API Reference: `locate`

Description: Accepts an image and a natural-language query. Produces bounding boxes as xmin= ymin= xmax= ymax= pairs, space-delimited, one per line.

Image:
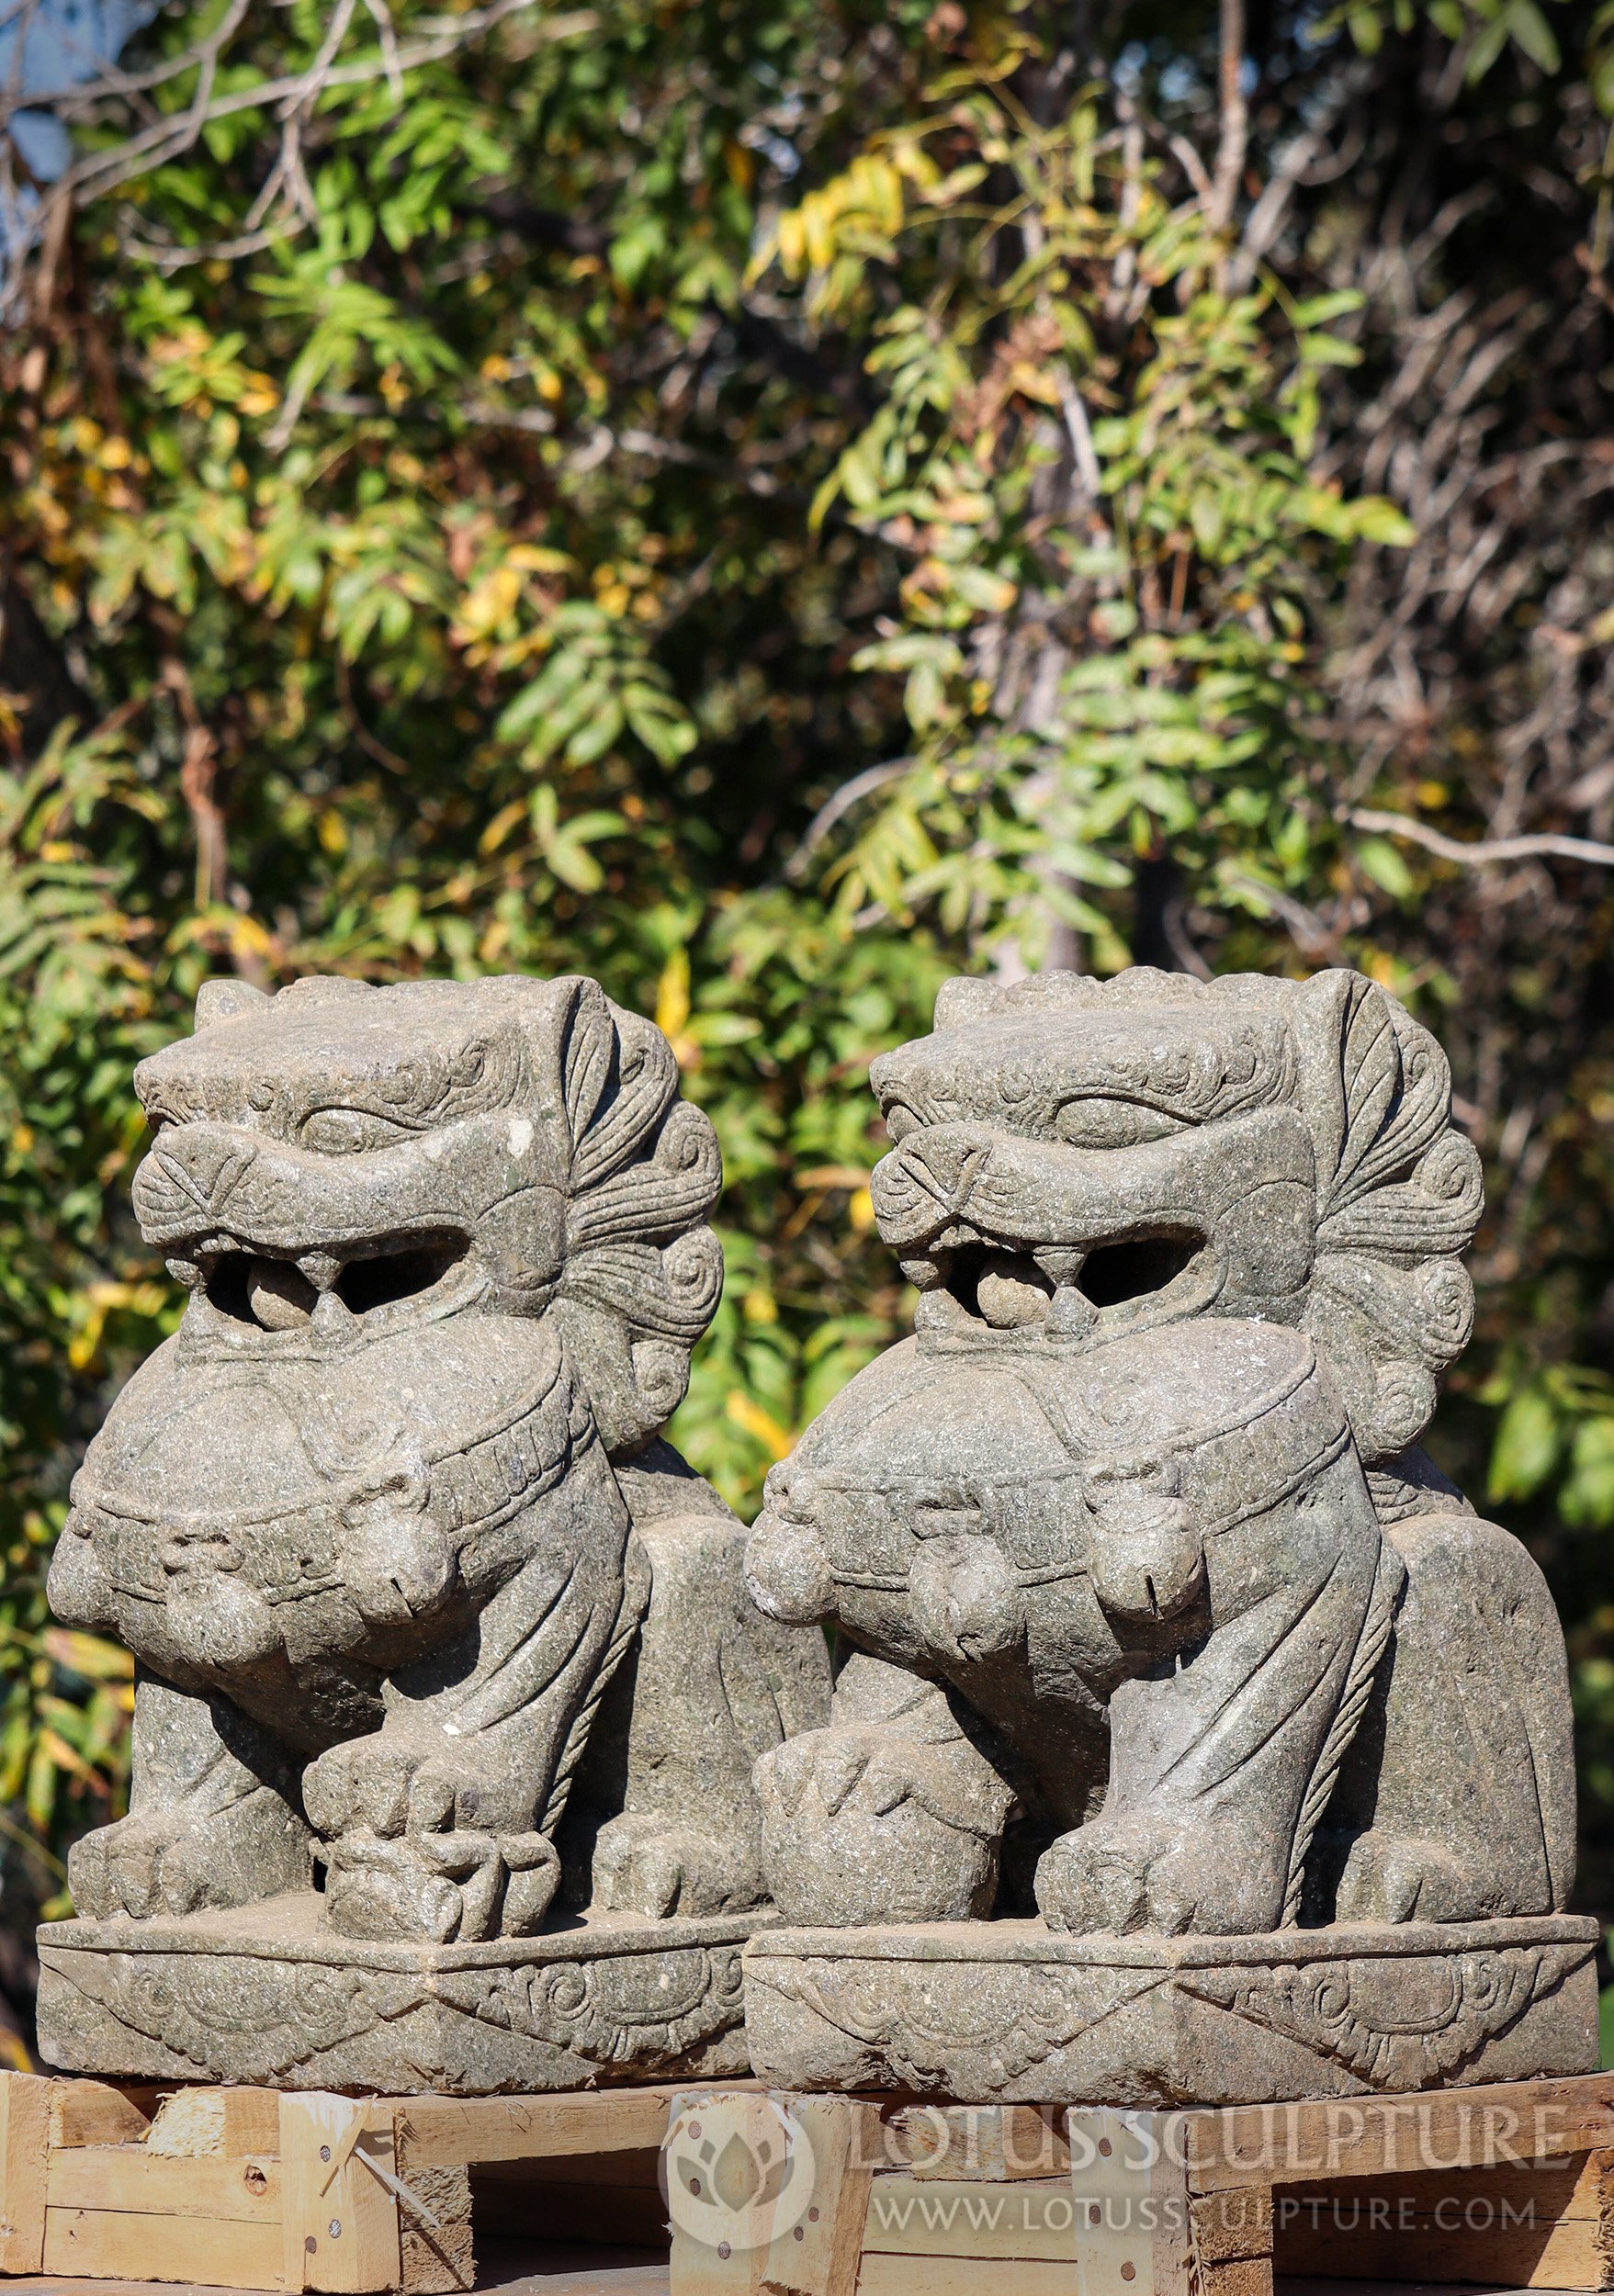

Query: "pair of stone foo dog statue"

xmin=36 ymin=962 xmax=1597 ymax=2103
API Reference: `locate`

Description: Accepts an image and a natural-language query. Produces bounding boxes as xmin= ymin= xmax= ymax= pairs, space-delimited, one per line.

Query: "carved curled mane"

xmin=1279 ymin=970 xmax=1483 ymax=1461
xmin=525 ymin=977 xmax=723 ymax=1455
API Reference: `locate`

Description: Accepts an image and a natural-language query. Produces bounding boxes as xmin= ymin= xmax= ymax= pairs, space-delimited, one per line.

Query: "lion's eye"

xmin=300 ymin=1108 xmax=413 ymax=1154
xmin=1054 ymin=1097 xmax=1190 ymax=1149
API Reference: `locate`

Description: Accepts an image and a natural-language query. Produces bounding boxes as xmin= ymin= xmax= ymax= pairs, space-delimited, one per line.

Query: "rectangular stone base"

xmin=742 ymin=1914 xmax=1601 ymax=2104
xmin=37 ymin=1890 xmax=756 ymax=2093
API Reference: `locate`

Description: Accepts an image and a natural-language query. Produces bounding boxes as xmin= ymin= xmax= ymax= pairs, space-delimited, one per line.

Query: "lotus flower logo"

xmin=662 ymin=2097 xmax=817 ymax=2254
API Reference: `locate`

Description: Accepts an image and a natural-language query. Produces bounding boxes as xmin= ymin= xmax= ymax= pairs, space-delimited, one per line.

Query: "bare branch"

xmin=1345 ymin=807 xmax=1614 ymax=870
xmin=1209 ymin=0 xmax=1247 ymax=238
xmin=784 ymin=759 xmax=917 ymax=881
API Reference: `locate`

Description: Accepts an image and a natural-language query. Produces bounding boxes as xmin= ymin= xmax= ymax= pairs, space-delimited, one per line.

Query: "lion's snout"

xmin=132 ymin=1125 xmax=260 ymax=1244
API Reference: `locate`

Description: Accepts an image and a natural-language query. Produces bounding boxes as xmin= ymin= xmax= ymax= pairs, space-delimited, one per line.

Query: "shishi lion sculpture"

xmin=745 ymin=966 xmax=1574 ymax=1941
xmin=51 ymin=972 xmax=829 ymax=1946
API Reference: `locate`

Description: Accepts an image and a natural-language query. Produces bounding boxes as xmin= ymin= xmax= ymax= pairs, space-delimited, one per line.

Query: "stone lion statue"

xmin=51 ymin=973 xmax=829 ymax=1943
xmin=744 ymin=966 xmax=1574 ymax=1939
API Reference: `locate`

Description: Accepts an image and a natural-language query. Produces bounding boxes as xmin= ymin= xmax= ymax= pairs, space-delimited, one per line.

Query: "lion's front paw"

xmin=1035 ymin=1808 xmax=1281 ymax=1936
xmin=304 ymin=1736 xmax=559 ymax=1942
xmin=69 ymin=1791 xmax=311 ymax=1921
xmin=591 ymin=1812 xmax=762 ymax=1919
xmin=304 ymin=1735 xmax=460 ymax=1841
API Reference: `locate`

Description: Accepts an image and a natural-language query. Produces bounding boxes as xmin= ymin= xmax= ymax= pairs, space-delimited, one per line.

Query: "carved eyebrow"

xmin=297 ymin=1103 xmax=422 ymax=1144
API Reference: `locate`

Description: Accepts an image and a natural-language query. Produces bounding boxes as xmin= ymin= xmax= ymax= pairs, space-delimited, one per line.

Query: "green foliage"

xmin=740 ymin=74 xmax=1421 ymax=969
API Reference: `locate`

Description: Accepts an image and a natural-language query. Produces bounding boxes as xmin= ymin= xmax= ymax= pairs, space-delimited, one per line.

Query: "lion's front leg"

xmin=70 ymin=1669 xmax=311 ymax=1920
xmin=1037 ymin=1464 xmax=1391 ymax=1937
xmin=305 ymin=1453 xmax=638 ymax=1943
xmin=579 ymin=1458 xmax=833 ymax=1920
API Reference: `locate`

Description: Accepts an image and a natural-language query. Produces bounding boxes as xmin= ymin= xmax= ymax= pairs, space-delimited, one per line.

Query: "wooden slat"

xmin=1190 ymin=2186 xmax=1274 ymax=2266
xmin=863 ymin=2172 xmax=1077 ymax=2260
xmin=663 ymin=2092 xmax=875 ymax=2296
xmin=513 ymin=2149 xmax=663 ymax=2189
xmin=1068 ymin=2105 xmax=1197 ymax=2296
xmin=399 ymin=2089 xmax=683 ymax=2171
xmin=1184 ymin=2074 xmax=1614 ymax=2190
xmin=1274 ymin=2208 xmax=1604 ymax=2288
xmin=47 ymin=2088 xmax=157 ymax=2153
xmin=1202 ymin=2263 xmax=1274 ymax=2296
xmin=856 ymin=2257 xmax=1079 ymax=2296
xmin=40 ymin=2205 xmax=284 ymax=2290
xmin=46 ymin=2146 xmax=280 ymax=2223
xmin=0 ymin=2074 xmax=52 ymax=2274
xmin=1274 ymin=2152 xmax=1600 ymax=2225
xmin=398 ymin=2165 xmax=472 ymax=2296
xmin=883 ymin=2105 xmax=1069 ymax=2182
xmin=279 ymin=2094 xmax=400 ymax=2296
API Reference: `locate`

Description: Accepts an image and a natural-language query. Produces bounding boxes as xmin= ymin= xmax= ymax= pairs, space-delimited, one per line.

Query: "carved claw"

xmin=590 ymin=1811 xmax=764 ymax=1919
xmin=1035 ymin=1807 xmax=1279 ymax=1937
xmin=69 ymin=1792 xmax=311 ymax=1921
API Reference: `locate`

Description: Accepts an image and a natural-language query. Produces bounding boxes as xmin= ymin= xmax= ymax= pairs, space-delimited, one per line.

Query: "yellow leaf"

xmin=507 ymin=545 xmax=573 ymax=575
xmin=39 ymin=1729 xmax=104 ymax=1792
xmin=457 ymin=563 xmax=523 ymax=642
xmin=479 ymin=798 xmax=527 ymax=857
xmin=656 ymin=947 xmax=691 ymax=1043
xmin=775 ymin=210 xmax=805 ymax=274
xmin=726 ymin=1391 xmax=796 ymax=1461
xmin=742 ymin=1287 xmax=778 ymax=1325
xmin=850 ymin=1187 xmax=875 ymax=1233
xmin=42 ymin=1629 xmax=133 ymax=1683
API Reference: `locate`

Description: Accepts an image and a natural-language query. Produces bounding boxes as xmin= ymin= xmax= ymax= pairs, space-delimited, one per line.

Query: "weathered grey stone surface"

xmin=40 ymin=973 xmax=830 ymax=2088
xmin=743 ymin=1915 xmax=1600 ymax=2103
xmin=741 ymin=966 xmax=1588 ymax=2099
xmin=39 ymin=1892 xmax=755 ymax=2092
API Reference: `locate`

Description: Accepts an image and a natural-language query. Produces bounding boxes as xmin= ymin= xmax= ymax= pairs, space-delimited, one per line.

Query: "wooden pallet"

xmin=0 ymin=2072 xmax=698 ymax=2295
xmin=664 ymin=2074 xmax=1614 ymax=2296
xmin=2 ymin=2069 xmax=1611 ymax=2296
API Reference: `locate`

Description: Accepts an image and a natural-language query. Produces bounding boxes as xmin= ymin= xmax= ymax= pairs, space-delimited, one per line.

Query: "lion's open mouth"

xmin=919 ymin=1230 xmax=1209 ymax=1337
xmin=197 ymin=1232 xmax=470 ymax=1334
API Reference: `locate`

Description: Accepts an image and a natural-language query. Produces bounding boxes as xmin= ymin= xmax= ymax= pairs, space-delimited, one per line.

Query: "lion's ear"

xmin=931 ymin=971 xmax=1100 ymax=1032
xmin=194 ymin=978 xmax=270 ymax=1030
xmin=932 ymin=977 xmax=1011 ymax=1031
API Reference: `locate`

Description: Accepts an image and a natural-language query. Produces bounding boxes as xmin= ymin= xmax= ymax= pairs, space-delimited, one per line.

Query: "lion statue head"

xmin=863 ymin=963 xmax=1482 ymax=1465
